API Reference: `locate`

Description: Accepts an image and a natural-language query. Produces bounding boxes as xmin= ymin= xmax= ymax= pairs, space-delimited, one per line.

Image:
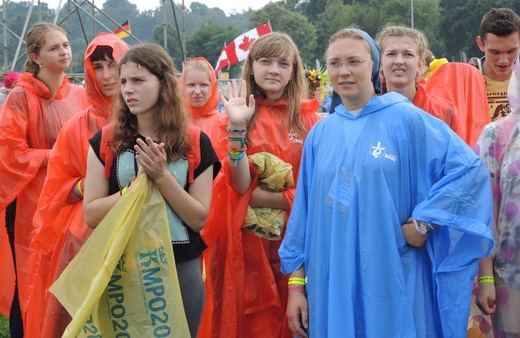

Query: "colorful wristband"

xmin=228 ymin=136 xmax=246 ymax=148
xmin=76 ymin=179 xmax=84 ymax=197
xmin=288 ymin=277 xmax=306 ymax=285
xmin=478 ymin=276 xmax=495 ymax=284
xmin=228 ymin=149 xmax=246 ymax=167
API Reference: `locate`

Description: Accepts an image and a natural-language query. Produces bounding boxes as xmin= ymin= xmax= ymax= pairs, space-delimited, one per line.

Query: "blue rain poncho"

xmin=279 ymin=92 xmax=494 ymax=337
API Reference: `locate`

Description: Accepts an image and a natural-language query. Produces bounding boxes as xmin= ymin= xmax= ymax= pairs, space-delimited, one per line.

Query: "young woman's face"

xmin=31 ymin=30 xmax=72 ymax=73
xmin=326 ymin=37 xmax=374 ymax=110
xmin=380 ymin=36 xmax=422 ymax=91
xmin=120 ymin=61 xmax=161 ymax=117
xmin=252 ymin=56 xmax=293 ymax=101
xmin=93 ymin=58 xmax=119 ymax=98
xmin=183 ymin=69 xmax=211 ymax=108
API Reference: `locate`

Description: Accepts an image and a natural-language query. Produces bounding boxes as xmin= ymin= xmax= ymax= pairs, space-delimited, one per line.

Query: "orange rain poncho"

xmin=414 ymin=79 xmax=458 ymax=130
xmin=30 ymin=33 xmax=128 ymax=337
xmin=424 ymin=62 xmax=489 ymax=148
xmin=201 ymin=98 xmax=321 ymax=338
xmin=179 ymin=57 xmax=220 ymax=141
xmin=0 ymin=71 xmax=88 ymax=336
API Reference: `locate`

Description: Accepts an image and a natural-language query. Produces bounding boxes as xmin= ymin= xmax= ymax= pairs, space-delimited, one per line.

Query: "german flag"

xmin=113 ymin=20 xmax=130 ymax=39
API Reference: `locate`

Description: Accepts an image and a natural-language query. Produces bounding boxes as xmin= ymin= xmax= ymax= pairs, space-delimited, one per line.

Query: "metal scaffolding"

xmin=0 ymin=0 xmax=185 ymax=73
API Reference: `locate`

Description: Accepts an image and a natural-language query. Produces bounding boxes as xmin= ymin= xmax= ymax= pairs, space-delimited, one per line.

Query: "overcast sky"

xmin=11 ymin=0 xmax=273 ymax=15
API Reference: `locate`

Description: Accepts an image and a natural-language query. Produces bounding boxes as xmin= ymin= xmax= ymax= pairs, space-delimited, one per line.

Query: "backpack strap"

xmin=187 ymin=125 xmax=202 ymax=184
xmin=100 ymin=124 xmax=201 ymax=183
xmin=469 ymin=56 xmax=484 ymax=74
xmin=100 ymin=124 xmax=115 ymax=179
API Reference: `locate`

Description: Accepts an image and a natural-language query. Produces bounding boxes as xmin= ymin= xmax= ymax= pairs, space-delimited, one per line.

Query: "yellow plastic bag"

xmin=50 ymin=175 xmax=190 ymax=337
xmin=242 ymin=152 xmax=294 ymax=240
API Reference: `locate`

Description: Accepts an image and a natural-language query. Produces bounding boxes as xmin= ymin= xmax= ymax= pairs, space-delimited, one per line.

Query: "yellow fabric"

xmin=242 ymin=152 xmax=294 ymax=240
xmin=50 ymin=175 xmax=190 ymax=337
xmin=483 ymin=75 xmax=511 ymax=121
xmin=423 ymin=58 xmax=448 ymax=79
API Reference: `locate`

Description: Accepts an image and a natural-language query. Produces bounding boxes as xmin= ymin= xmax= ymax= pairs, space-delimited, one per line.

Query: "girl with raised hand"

xmin=204 ymin=32 xmax=321 ymax=338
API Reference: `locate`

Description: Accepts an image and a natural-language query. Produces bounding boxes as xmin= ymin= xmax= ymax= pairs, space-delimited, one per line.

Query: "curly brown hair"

xmin=112 ymin=43 xmax=191 ymax=162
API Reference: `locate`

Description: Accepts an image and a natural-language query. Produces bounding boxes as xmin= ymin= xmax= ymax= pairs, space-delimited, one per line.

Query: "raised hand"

xmin=219 ymin=79 xmax=255 ymax=128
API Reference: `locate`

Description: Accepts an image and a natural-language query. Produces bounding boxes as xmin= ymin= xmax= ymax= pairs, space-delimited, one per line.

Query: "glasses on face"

xmin=326 ymin=58 xmax=371 ymax=71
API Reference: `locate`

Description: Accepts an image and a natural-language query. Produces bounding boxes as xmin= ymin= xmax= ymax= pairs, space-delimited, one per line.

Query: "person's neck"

xmin=342 ymin=92 xmax=376 ymax=111
xmin=136 ymin=112 xmax=158 ymax=139
xmin=36 ymin=69 xmax=64 ymax=97
xmin=387 ymin=84 xmax=416 ymax=102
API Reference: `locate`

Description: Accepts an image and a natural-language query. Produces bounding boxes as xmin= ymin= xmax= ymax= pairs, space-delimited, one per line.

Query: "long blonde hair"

xmin=241 ymin=32 xmax=308 ymax=140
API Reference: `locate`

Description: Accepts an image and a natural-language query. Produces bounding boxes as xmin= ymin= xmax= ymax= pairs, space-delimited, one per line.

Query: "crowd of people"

xmin=0 ymin=6 xmax=518 ymax=338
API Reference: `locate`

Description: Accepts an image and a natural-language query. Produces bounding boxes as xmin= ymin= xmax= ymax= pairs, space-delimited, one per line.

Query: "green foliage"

xmin=439 ymin=0 xmax=520 ymax=60
xmin=150 ymin=24 xmax=184 ymax=70
xmin=250 ymin=3 xmax=317 ymax=65
xmin=1 ymin=0 xmax=517 ymax=78
xmin=186 ymin=22 xmax=242 ymax=77
xmin=0 ymin=313 xmax=8 ymax=338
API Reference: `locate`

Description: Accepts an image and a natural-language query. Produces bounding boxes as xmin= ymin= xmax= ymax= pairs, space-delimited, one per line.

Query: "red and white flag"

xmin=215 ymin=44 xmax=229 ymax=73
xmin=215 ymin=22 xmax=272 ymax=73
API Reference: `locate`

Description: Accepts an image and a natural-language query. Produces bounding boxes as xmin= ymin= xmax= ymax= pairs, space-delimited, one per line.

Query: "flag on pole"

xmin=215 ymin=44 xmax=229 ymax=74
xmin=113 ymin=20 xmax=131 ymax=39
xmin=215 ymin=22 xmax=272 ymax=73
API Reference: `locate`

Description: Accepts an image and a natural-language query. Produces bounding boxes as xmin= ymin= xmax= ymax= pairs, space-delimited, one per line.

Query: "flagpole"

xmin=163 ymin=0 xmax=167 ymax=50
xmin=182 ymin=0 xmax=186 ymax=62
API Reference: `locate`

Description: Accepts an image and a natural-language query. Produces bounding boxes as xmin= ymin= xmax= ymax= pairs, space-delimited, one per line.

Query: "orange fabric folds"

xmin=0 ymin=212 xmax=15 ymax=317
xmin=0 ymin=72 xmax=87 ymax=337
xmin=31 ymin=33 xmax=128 ymax=337
xmin=50 ymin=175 xmax=190 ymax=337
xmin=200 ymin=98 xmax=321 ymax=338
xmin=424 ymin=62 xmax=489 ymax=147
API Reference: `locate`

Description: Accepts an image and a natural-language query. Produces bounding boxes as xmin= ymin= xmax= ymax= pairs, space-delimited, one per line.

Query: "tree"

xmin=186 ymin=22 xmax=242 ymax=77
xmin=439 ymin=0 xmax=520 ymax=60
xmin=313 ymin=0 xmax=379 ymax=60
xmin=249 ymin=3 xmax=317 ymax=65
xmin=150 ymin=23 xmax=184 ymax=70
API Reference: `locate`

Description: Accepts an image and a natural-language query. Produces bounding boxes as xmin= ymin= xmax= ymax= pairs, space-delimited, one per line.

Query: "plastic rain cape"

xmin=279 ymin=92 xmax=494 ymax=337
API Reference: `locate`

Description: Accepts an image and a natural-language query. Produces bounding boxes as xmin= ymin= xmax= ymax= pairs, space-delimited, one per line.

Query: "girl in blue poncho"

xmin=279 ymin=27 xmax=494 ymax=338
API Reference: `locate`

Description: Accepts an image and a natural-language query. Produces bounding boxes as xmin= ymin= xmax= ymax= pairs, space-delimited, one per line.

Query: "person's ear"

xmin=476 ymin=36 xmax=485 ymax=52
xmin=30 ymin=53 xmax=41 ymax=67
xmin=418 ymin=58 xmax=426 ymax=69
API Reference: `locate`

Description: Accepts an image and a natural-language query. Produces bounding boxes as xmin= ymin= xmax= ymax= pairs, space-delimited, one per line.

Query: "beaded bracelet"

xmin=288 ymin=284 xmax=306 ymax=294
xmin=478 ymin=276 xmax=495 ymax=284
xmin=288 ymin=277 xmax=306 ymax=285
xmin=226 ymin=126 xmax=246 ymax=134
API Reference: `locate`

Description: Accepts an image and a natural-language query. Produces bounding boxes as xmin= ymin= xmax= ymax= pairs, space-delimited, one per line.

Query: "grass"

xmin=0 ymin=314 xmax=9 ymax=338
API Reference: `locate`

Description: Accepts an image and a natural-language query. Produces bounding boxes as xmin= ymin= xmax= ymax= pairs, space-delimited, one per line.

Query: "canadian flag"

xmin=215 ymin=44 xmax=229 ymax=73
xmin=215 ymin=22 xmax=272 ymax=73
